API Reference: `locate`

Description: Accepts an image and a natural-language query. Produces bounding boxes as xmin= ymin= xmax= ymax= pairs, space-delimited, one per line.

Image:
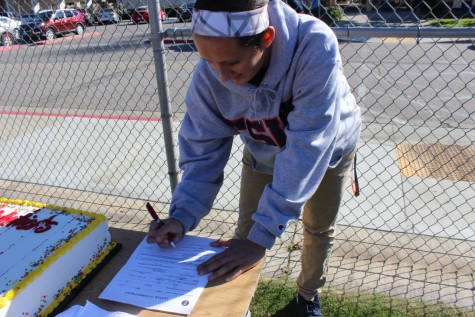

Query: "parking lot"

xmin=1 ymin=16 xmax=186 ymax=48
xmin=0 ymin=17 xmax=198 ymax=120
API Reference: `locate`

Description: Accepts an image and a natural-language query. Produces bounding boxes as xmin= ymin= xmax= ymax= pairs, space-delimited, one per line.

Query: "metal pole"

xmin=331 ymin=26 xmax=475 ymax=39
xmin=148 ymin=0 xmax=179 ymax=194
xmin=164 ymin=27 xmax=475 ymax=40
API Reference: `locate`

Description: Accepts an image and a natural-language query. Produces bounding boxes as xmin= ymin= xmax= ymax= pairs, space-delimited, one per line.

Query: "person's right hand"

xmin=146 ymin=218 xmax=184 ymax=248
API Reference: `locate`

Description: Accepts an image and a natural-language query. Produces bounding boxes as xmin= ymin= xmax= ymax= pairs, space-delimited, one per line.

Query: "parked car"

xmin=77 ymin=8 xmax=96 ymax=26
xmin=0 ymin=16 xmax=20 ymax=39
xmin=131 ymin=6 xmax=148 ymax=23
xmin=21 ymin=13 xmax=37 ymax=25
xmin=0 ymin=25 xmax=15 ymax=46
xmin=19 ymin=9 xmax=86 ymax=42
xmin=123 ymin=8 xmax=135 ymax=20
xmin=176 ymin=1 xmax=195 ymax=22
xmin=0 ymin=11 xmax=19 ymax=19
xmin=97 ymin=8 xmax=121 ymax=24
xmin=131 ymin=6 xmax=165 ymax=24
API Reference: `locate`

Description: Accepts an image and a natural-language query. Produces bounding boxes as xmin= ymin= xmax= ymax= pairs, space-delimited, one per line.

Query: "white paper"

xmin=56 ymin=301 xmax=136 ymax=317
xmin=99 ymin=235 xmax=223 ymax=315
xmin=56 ymin=305 xmax=83 ymax=317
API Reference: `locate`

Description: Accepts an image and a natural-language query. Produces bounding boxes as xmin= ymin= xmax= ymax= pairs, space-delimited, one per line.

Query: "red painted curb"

xmin=0 ymin=45 xmax=21 ymax=51
xmin=0 ymin=110 xmax=172 ymax=122
xmin=35 ymin=31 xmax=103 ymax=46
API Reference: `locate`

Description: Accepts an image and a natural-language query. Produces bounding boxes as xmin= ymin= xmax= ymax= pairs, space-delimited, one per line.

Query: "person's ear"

xmin=261 ymin=26 xmax=275 ymax=48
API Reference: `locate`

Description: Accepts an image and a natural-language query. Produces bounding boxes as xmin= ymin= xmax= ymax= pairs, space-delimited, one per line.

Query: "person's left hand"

xmin=197 ymin=238 xmax=266 ymax=282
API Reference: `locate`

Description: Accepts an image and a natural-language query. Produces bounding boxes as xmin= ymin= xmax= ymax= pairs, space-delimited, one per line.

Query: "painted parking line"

xmin=35 ymin=31 xmax=103 ymax=46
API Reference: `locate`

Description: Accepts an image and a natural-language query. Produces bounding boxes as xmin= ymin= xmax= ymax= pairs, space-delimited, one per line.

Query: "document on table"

xmin=57 ymin=301 xmax=136 ymax=317
xmin=99 ymin=235 xmax=224 ymax=315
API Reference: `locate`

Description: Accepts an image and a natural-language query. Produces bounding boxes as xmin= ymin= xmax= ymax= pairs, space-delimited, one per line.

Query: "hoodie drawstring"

xmin=249 ymin=85 xmax=278 ymax=118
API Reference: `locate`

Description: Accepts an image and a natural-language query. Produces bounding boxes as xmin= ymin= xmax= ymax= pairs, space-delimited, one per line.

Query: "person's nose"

xmin=216 ymin=64 xmax=230 ymax=81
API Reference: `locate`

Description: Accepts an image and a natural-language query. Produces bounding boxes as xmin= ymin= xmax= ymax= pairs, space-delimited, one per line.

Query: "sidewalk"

xmin=0 ymin=114 xmax=473 ymax=311
xmin=340 ymin=5 xmax=429 ymax=27
xmin=333 ymin=6 xmax=433 ymax=43
xmin=332 ymin=2 xmax=433 ymax=26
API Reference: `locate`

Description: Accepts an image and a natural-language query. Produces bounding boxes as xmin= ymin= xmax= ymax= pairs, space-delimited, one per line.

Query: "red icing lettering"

xmin=6 ymin=209 xmax=59 ymax=233
xmin=0 ymin=209 xmax=19 ymax=226
xmin=34 ymin=216 xmax=59 ymax=233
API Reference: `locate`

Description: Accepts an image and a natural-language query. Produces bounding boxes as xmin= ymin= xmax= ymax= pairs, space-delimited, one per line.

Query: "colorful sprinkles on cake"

xmin=0 ymin=198 xmax=112 ymax=317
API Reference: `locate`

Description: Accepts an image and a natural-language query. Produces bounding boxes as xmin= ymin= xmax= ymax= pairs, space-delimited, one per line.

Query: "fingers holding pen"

xmin=146 ymin=220 xmax=159 ymax=243
xmin=145 ymin=202 xmax=183 ymax=248
xmin=156 ymin=218 xmax=184 ymax=248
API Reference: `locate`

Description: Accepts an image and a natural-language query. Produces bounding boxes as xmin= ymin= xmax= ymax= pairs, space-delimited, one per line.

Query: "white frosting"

xmin=0 ymin=204 xmax=111 ymax=317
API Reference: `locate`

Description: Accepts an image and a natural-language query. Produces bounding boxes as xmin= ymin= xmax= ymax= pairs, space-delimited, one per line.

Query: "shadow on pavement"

xmin=166 ymin=43 xmax=197 ymax=52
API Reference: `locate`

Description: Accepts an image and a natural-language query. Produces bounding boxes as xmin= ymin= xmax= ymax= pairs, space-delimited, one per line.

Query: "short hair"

xmin=238 ymin=31 xmax=265 ymax=47
xmin=194 ymin=0 xmax=268 ymax=12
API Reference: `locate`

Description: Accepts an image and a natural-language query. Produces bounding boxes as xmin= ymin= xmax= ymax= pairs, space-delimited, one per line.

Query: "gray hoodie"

xmin=169 ymin=0 xmax=361 ymax=249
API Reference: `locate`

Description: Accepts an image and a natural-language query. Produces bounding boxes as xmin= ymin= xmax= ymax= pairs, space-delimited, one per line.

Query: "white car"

xmin=0 ymin=25 xmax=15 ymax=46
xmin=97 ymin=8 xmax=120 ymax=24
xmin=0 ymin=16 xmax=20 ymax=39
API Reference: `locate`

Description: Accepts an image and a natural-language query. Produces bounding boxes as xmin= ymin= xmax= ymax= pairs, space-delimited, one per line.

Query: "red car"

xmin=19 ymin=9 xmax=86 ymax=41
xmin=131 ymin=6 xmax=165 ymax=24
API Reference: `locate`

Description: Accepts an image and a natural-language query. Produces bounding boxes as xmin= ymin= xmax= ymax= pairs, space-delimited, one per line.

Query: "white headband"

xmin=191 ymin=5 xmax=269 ymax=37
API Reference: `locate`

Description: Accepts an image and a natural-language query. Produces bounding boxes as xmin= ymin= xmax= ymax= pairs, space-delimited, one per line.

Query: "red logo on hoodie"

xmin=225 ymin=98 xmax=293 ymax=147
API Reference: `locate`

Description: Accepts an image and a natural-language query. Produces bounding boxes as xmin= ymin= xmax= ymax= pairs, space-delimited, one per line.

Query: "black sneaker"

xmin=296 ymin=293 xmax=322 ymax=317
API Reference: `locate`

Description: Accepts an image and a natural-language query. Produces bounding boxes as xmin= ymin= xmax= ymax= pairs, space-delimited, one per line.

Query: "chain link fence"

xmin=0 ymin=0 xmax=474 ymax=315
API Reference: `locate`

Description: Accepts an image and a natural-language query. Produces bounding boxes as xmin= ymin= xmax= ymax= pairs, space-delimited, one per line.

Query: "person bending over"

xmin=148 ymin=0 xmax=361 ymax=315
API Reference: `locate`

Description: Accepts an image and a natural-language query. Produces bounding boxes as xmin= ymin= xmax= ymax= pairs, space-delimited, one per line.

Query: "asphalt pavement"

xmin=0 ymin=11 xmax=473 ymax=312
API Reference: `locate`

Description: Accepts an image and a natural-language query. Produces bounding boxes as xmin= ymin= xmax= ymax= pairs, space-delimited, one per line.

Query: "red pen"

xmin=146 ymin=202 xmax=176 ymax=248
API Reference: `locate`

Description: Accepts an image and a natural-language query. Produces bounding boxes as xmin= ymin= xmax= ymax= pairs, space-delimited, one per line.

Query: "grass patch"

xmin=427 ymin=18 xmax=475 ymax=27
xmin=250 ymin=277 xmax=474 ymax=317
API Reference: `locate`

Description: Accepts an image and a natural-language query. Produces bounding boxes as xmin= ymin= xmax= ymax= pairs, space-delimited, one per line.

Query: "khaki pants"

xmin=236 ymin=146 xmax=355 ymax=301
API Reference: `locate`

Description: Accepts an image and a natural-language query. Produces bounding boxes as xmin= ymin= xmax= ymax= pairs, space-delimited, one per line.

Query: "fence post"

xmin=148 ymin=0 xmax=179 ymax=194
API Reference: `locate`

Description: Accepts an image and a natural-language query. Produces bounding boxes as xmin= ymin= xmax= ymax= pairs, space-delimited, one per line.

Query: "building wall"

xmin=0 ymin=0 xmax=31 ymax=14
xmin=1 ymin=0 xmax=53 ymax=13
